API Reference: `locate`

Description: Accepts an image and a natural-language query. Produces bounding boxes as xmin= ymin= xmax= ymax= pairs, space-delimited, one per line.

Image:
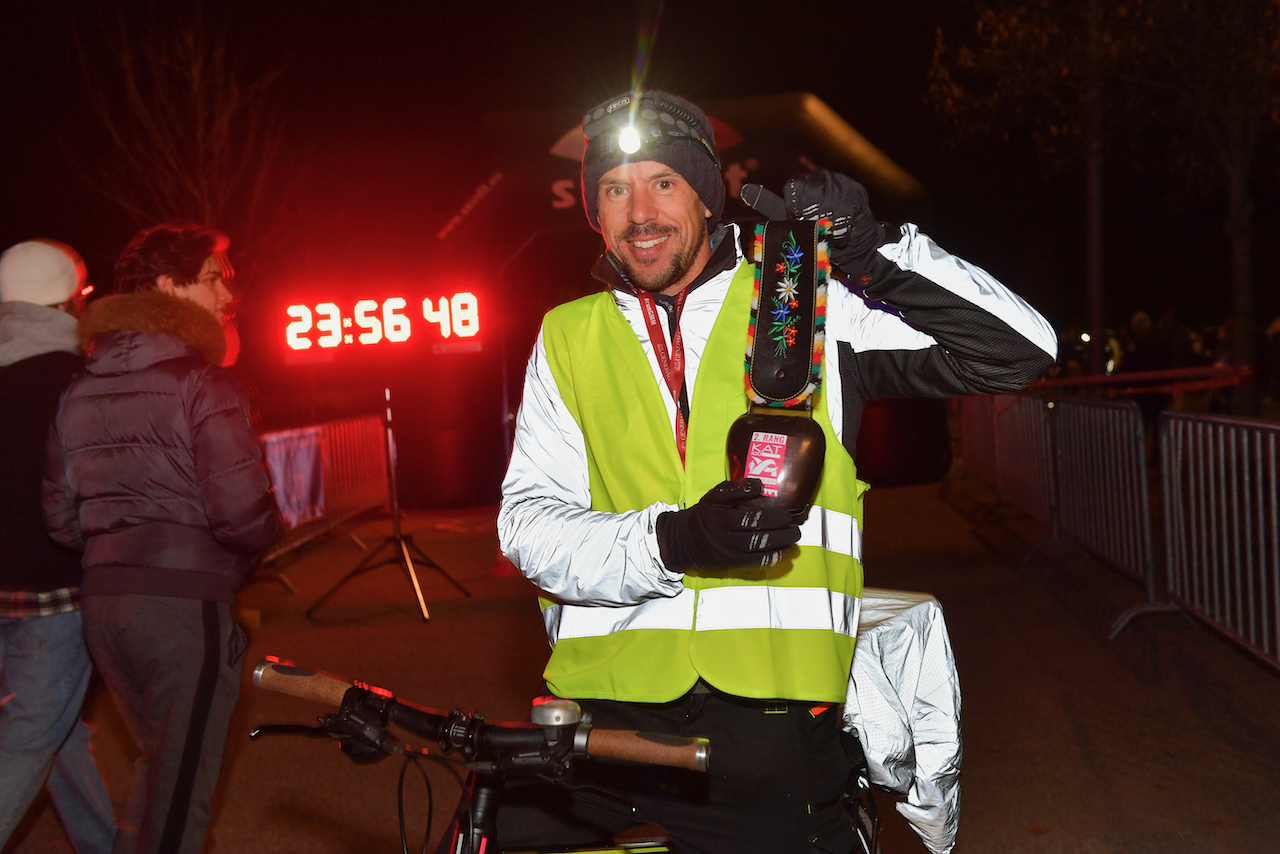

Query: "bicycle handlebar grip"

xmin=253 ymin=659 xmax=352 ymax=707
xmin=585 ymin=729 xmax=710 ymax=773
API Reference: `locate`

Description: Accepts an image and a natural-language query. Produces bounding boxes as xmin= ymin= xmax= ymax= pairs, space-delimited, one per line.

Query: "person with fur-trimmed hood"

xmin=0 ymin=239 xmax=115 ymax=854
xmin=43 ymin=223 xmax=280 ymax=854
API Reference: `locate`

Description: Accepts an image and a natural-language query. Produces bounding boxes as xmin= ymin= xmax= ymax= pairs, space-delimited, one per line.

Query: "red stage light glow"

xmin=284 ymin=292 xmax=479 ymax=351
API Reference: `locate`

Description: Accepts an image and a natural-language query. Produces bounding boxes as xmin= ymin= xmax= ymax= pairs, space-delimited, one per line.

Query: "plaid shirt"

xmin=0 ymin=587 xmax=81 ymax=618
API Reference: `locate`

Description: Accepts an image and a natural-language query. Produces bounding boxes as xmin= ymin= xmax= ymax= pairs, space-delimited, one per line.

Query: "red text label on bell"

xmin=746 ymin=432 xmax=789 ymax=496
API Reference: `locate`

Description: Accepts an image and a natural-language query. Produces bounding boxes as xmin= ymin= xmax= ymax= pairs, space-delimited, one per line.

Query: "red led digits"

xmin=353 ymin=300 xmax=381 ymax=344
xmin=284 ymin=294 xmax=479 ymax=351
xmin=316 ymin=303 xmax=342 ymax=347
xmin=420 ymin=292 xmax=479 ymax=339
xmin=285 ymin=305 xmax=312 ymax=349
xmin=451 ymin=292 xmax=479 ymax=337
xmin=422 ymin=296 xmax=449 ymax=337
xmin=384 ymin=298 xmax=411 ymax=342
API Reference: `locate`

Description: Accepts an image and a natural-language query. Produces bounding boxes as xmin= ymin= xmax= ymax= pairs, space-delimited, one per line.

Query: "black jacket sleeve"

xmin=829 ymin=225 xmax=1057 ymax=454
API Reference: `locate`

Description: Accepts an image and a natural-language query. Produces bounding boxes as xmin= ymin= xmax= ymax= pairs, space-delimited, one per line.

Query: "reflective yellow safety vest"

xmin=539 ymin=262 xmax=866 ymax=703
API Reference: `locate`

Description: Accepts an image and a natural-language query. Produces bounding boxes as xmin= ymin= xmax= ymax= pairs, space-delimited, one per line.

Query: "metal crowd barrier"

xmin=1053 ymin=399 xmax=1176 ymax=635
xmin=959 ymin=394 xmax=1055 ymax=528
xmin=959 ymin=394 xmax=999 ymax=489
xmin=259 ymin=415 xmax=389 ymax=566
xmin=961 ymin=393 xmax=1280 ymax=667
xmin=1055 ymin=399 xmax=1152 ymax=584
xmin=1161 ymin=412 xmax=1280 ymax=671
xmin=961 ymin=394 xmax=1175 ymax=636
xmin=994 ymin=394 xmax=1056 ymax=528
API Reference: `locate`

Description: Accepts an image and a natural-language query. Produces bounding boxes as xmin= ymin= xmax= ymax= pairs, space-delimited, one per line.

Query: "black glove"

xmin=740 ymin=170 xmax=888 ymax=273
xmin=656 ymin=479 xmax=801 ymax=573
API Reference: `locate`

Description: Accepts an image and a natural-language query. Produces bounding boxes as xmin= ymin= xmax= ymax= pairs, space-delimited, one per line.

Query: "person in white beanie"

xmin=0 ymin=240 xmax=116 ymax=854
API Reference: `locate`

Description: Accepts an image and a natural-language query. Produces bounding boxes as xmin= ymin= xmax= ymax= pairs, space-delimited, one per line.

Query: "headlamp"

xmin=582 ymin=92 xmax=721 ymax=170
xmin=617 ymin=125 xmax=642 ymax=154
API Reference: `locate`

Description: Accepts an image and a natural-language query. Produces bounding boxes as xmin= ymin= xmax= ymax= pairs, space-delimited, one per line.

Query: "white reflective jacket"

xmin=499 ymin=222 xmax=1057 ymax=607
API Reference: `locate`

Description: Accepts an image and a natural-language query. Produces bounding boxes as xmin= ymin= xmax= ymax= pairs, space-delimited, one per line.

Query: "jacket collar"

xmin=79 ymin=291 xmax=226 ymax=370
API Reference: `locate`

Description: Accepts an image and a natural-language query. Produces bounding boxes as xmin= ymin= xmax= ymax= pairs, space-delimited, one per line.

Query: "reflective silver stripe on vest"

xmin=694 ymin=586 xmax=861 ymax=637
xmin=544 ymin=585 xmax=861 ymax=644
xmin=797 ymin=506 xmax=861 ymax=559
xmin=545 ymin=588 xmax=697 ymax=644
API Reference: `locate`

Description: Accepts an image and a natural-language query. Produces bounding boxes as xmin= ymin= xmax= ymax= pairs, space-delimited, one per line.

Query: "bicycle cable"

xmin=397 ymin=755 xmax=431 ymax=854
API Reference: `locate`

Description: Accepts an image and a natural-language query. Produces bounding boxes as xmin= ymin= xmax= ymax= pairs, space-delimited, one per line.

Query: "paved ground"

xmin=7 ymin=470 xmax=1280 ymax=853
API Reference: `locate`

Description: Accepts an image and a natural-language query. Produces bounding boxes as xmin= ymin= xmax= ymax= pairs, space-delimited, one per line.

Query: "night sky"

xmin=3 ymin=1 xmax=1274 ymax=504
xmin=7 ymin=1 xmax=1266 ymax=323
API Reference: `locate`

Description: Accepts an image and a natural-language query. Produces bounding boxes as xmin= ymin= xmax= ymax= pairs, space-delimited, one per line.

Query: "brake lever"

xmin=251 ymin=714 xmax=395 ymax=764
xmin=251 ymin=714 xmax=362 ymax=742
xmin=249 ymin=722 xmax=332 ymax=740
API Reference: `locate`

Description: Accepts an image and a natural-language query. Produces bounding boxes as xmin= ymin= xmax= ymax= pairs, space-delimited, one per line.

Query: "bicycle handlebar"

xmin=583 ymin=728 xmax=708 ymax=771
xmin=252 ymin=658 xmax=709 ymax=773
xmin=254 ymin=659 xmax=351 ymax=706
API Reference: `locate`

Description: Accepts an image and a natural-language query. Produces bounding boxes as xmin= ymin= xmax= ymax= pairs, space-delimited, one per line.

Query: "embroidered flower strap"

xmin=744 ymin=218 xmax=829 ymax=408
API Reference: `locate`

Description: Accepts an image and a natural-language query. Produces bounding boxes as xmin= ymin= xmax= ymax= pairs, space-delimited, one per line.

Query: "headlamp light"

xmin=617 ymin=125 xmax=642 ymax=154
xmin=582 ymin=91 xmax=721 ymax=170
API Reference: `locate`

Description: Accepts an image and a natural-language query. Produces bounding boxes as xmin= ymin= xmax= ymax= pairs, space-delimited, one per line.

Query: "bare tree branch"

xmin=69 ymin=7 xmax=301 ymax=284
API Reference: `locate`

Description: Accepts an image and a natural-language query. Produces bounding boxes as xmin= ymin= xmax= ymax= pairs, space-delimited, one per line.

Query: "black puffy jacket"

xmin=43 ymin=291 xmax=280 ymax=603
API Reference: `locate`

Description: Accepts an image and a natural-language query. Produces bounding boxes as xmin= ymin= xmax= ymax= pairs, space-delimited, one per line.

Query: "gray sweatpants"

xmin=81 ymin=596 xmax=246 ymax=854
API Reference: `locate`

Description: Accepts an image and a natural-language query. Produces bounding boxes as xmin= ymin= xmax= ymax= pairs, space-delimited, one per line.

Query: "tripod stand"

xmin=307 ymin=389 xmax=470 ymax=621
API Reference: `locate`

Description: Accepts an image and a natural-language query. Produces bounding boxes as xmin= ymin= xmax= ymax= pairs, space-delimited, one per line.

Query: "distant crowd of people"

xmin=1051 ymin=306 xmax=1280 ymax=417
xmin=1 ymin=226 xmax=279 ymax=854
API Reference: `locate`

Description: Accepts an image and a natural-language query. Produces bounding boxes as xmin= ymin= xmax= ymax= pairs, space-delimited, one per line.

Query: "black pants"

xmin=82 ymin=596 xmax=245 ymax=854
xmin=485 ymin=688 xmax=857 ymax=854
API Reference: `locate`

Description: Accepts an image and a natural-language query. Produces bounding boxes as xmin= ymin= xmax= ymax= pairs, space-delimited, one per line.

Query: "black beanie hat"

xmin=580 ymin=90 xmax=725 ymax=233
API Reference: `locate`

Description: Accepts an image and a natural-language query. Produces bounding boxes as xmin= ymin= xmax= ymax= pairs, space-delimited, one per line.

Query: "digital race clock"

xmin=284 ymin=293 xmax=479 ymax=350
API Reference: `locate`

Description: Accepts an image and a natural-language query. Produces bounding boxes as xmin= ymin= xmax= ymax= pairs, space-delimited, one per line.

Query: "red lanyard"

xmin=636 ymin=288 xmax=689 ymax=464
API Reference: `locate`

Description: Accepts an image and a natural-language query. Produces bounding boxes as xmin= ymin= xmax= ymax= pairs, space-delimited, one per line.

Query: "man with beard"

xmin=490 ymin=90 xmax=1057 ymax=853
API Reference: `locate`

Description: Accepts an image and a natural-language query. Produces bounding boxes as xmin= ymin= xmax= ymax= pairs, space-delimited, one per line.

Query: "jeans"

xmin=0 ymin=611 xmax=116 ymax=854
